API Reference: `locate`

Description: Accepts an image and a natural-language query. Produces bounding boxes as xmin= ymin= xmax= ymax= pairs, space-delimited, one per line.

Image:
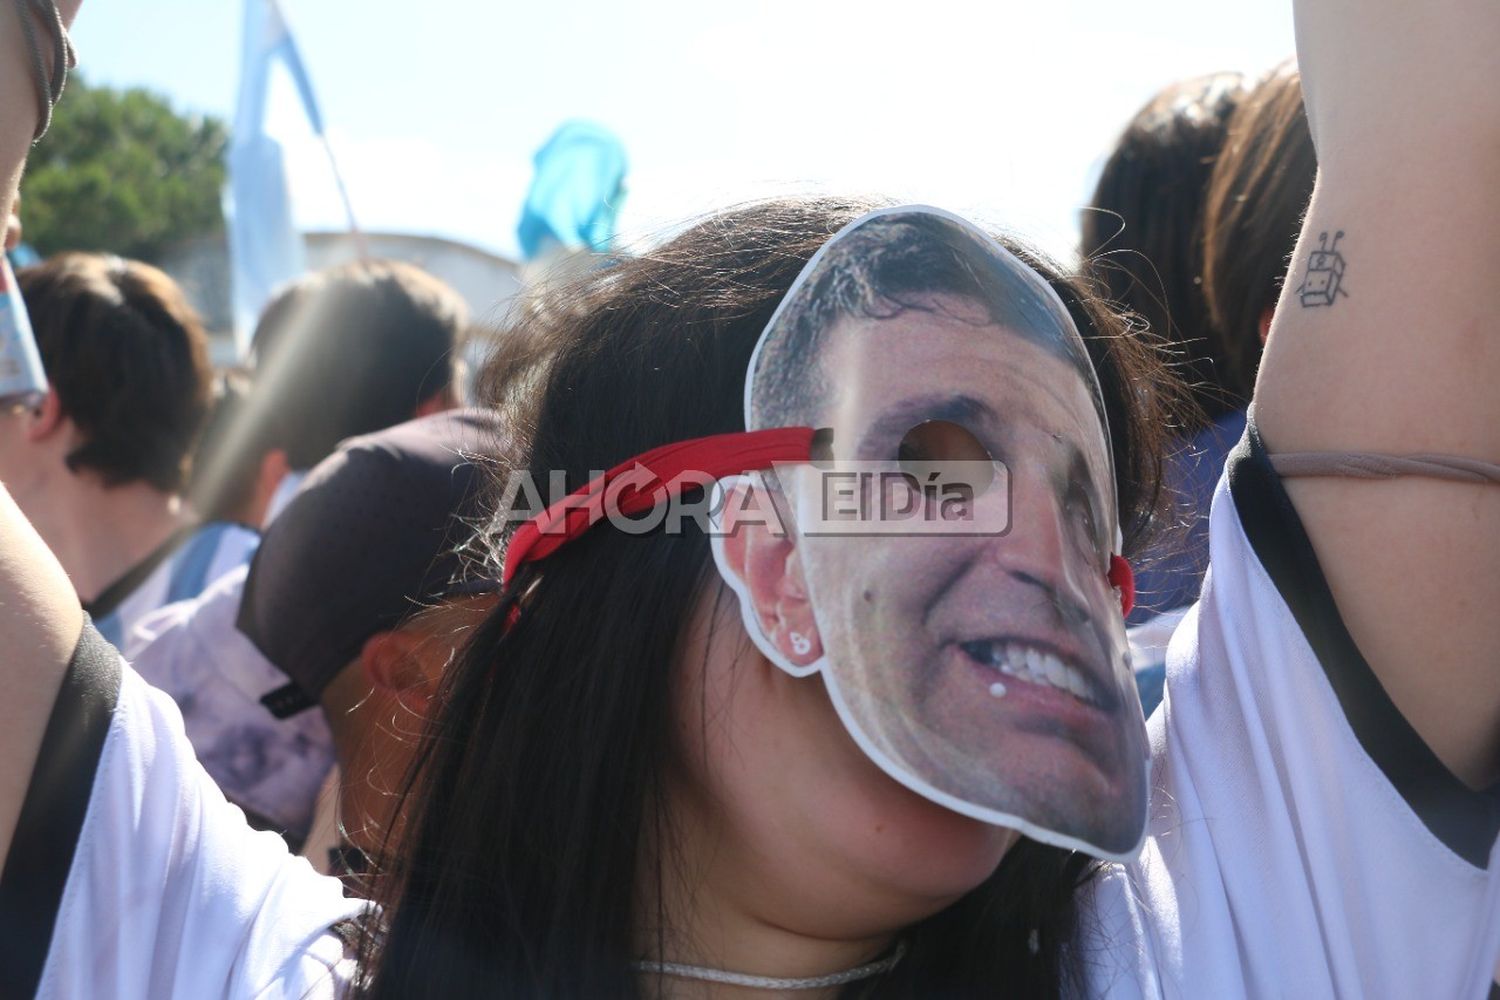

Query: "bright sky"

xmin=71 ymin=0 xmax=1295 ymax=263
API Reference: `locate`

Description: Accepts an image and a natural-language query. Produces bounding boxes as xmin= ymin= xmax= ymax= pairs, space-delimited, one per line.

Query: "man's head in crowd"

xmin=237 ymin=410 xmax=504 ymax=861
xmin=259 ymin=260 xmax=467 ymax=491
xmin=1081 ymin=72 xmax=1246 ymax=423
xmin=200 ymin=259 xmax=470 ymax=529
xmin=1200 ymin=61 xmax=1315 ymax=401
xmin=0 ymin=253 xmax=211 ymax=593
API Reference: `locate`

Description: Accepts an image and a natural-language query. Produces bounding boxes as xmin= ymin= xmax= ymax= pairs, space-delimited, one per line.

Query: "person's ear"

xmin=248 ymin=448 xmax=289 ymax=527
xmin=412 ymin=384 xmax=456 ymax=419
xmin=360 ymin=630 xmax=437 ymax=716
xmin=1258 ymin=305 xmax=1275 ymax=346
xmin=26 ymin=388 xmax=64 ymax=443
xmin=717 ymin=480 xmax=823 ymax=669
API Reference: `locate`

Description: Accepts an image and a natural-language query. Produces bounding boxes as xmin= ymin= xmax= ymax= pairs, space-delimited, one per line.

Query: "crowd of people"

xmin=1 ymin=0 xmax=1498 ymax=997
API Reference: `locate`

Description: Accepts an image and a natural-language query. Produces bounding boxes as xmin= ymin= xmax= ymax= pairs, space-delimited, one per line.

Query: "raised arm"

xmin=0 ymin=488 xmax=84 ymax=864
xmin=1254 ymin=0 xmax=1500 ymax=786
xmin=0 ymin=0 xmax=87 ymax=865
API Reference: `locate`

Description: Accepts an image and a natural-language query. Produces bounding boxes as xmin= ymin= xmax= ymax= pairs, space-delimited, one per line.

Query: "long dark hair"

xmin=1200 ymin=61 xmax=1315 ymax=402
xmin=1082 ymin=72 xmax=1246 ymax=423
xmin=354 ymin=197 xmax=1182 ymax=999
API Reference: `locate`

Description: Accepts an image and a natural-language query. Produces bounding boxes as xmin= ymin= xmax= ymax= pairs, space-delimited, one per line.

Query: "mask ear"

xmin=715 ymin=478 xmax=823 ymax=670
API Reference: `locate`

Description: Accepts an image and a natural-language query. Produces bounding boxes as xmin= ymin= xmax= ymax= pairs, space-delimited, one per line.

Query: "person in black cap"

xmin=237 ymin=408 xmax=504 ymax=882
xmin=128 ymin=408 xmax=505 ymax=861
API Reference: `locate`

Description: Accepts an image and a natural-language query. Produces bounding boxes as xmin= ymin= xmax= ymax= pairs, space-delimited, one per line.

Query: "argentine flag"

xmin=226 ymin=0 xmax=329 ymax=353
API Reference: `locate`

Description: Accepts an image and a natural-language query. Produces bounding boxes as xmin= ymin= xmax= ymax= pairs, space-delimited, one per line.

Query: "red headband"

xmin=501 ymin=426 xmax=1135 ymax=617
xmin=502 ymin=427 xmax=818 ymax=585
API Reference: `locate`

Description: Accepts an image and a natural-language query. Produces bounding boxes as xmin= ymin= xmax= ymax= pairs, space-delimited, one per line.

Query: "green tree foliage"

xmin=20 ymin=76 xmax=228 ymax=262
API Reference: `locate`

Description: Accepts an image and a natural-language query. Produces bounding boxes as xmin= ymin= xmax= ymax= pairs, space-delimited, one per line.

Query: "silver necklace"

xmin=631 ymin=940 xmax=907 ymax=991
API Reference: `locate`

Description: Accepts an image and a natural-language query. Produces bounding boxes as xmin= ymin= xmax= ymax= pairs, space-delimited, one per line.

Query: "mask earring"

xmin=790 ymin=632 xmax=812 ymax=656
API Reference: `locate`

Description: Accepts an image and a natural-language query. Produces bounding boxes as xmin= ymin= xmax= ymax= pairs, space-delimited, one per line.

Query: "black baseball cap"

xmin=240 ymin=409 xmax=506 ymax=718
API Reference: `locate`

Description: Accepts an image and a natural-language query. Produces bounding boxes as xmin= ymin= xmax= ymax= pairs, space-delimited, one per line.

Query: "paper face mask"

xmin=710 ymin=206 xmax=1149 ymax=860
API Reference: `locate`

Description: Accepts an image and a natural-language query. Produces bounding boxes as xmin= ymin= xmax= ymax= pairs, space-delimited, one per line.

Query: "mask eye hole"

xmin=896 ymin=420 xmax=996 ymax=496
xmin=810 ymin=427 xmax=836 ymax=468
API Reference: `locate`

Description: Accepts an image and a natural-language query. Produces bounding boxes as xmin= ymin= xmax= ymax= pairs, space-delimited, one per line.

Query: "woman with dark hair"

xmin=354 ymin=198 xmax=1179 ymax=999
xmin=2 ymin=194 xmax=1181 ymax=999
xmin=3 ymin=0 xmax=1500 ymax=995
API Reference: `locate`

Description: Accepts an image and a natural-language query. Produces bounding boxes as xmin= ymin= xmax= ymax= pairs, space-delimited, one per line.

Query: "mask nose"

xmin=985 ymin=472 xmax=1095 ymax=627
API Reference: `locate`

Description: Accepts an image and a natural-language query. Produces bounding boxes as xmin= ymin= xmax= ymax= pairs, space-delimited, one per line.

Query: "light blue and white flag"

xmin=226 ymin=0 xmax=328 ymax=355
xmin=516 ymin=120 xmax=628 ymax=262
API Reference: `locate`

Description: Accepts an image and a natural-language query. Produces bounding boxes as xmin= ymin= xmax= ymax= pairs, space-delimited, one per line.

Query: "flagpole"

xmin=266 ymin=0 xmax=368 ymax=262
xmin=317 ymin=131 xmax=369 ymax=260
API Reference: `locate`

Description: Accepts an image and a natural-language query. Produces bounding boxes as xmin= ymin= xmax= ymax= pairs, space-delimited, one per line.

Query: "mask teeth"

xmin=965 ymin=640 xmax=1099 ymax=707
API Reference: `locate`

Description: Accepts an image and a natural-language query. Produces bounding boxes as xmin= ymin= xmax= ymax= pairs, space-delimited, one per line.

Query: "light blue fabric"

xmin=166 ymin=523 xmax=242 ymax=605
xmin=516 ymin=121 xmax=628 ymax=261
xmin=227 ymin=0 xmax=328 ymax=350
xmin=7 ymin=244 xmax=41 ymax=269
xmin=92 ymin=523 xmax=260 ymax=656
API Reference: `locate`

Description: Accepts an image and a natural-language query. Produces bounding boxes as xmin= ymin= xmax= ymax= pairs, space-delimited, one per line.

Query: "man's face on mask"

xmin=778 ymin=293 xmax=1146 ymax=856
